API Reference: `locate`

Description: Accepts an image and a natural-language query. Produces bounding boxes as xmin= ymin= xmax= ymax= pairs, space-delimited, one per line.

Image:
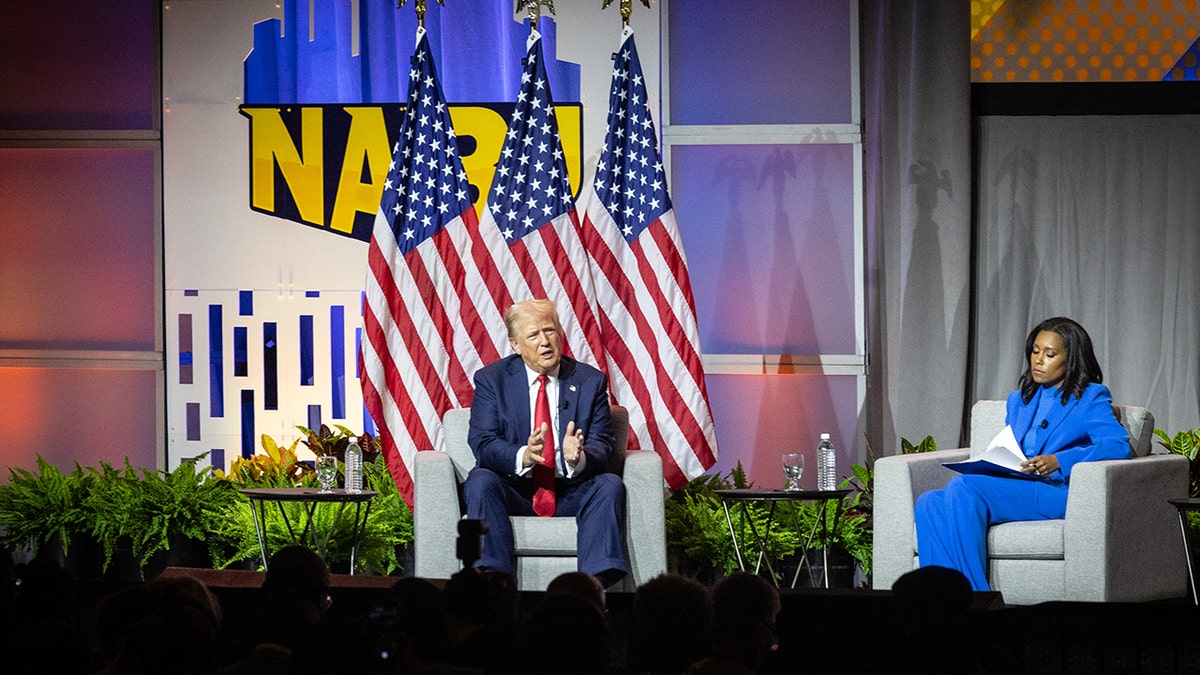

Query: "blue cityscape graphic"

xmin=244 ymin=0 xmax=581 ymax=104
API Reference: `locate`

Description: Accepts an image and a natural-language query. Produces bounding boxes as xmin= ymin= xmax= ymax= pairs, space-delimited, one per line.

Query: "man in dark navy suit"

xmin=464 ymin=299 xmax=628 ymax=587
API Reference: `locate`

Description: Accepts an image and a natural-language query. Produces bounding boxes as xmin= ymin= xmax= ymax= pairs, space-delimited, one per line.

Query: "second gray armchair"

xmin=872 ymin=400 xmax=1189 ymax=605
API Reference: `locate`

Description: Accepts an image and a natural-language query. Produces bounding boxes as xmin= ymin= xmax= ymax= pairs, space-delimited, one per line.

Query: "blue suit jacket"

xmin=1005 ymin=382 xmax=1131 ymax=482
xmin=467 ymin=354 xmax=616 ymax=486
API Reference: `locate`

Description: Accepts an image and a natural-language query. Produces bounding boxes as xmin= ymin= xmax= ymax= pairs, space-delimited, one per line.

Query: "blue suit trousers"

xmin=463 ymin=466 xmax=628 ymax=581
xmin=914 ymin=474 xmax=1069 ymax=591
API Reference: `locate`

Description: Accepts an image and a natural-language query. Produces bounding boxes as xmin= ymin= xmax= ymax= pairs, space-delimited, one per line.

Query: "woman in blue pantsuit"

xmin=914 ymin=317 xmax=1131 ymax=591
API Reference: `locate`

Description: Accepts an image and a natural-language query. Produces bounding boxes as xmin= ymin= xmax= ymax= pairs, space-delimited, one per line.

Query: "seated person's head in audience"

xmin=546 ymin=570 xmax=607 ymax=613
xmin=633 ymin=573 xmax=713 ymax=672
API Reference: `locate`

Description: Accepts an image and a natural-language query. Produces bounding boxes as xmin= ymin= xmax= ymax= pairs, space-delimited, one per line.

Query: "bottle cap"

xmin=820 ymin=433 xmax=830 ymax=440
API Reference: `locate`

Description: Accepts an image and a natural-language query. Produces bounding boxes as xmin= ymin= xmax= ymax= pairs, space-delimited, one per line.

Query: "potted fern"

xmin=79 ymin=453 xmax=245 ymax=580
xmin=0 ymin=456 xmax=98 ymax=575
xmin=215 ymin=429 xmax=413 ymax=575
xmin=664 ymin=463 xmax=801 ymax=585
xmin=664 ymin=459 xmax=879 ymax=588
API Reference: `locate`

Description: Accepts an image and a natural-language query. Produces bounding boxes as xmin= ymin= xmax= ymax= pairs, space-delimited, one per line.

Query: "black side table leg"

xmin=1176 ymin=508 xmax=1199 ymax=606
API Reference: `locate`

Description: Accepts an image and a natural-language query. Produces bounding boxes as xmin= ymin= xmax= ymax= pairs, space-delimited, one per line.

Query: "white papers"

xmin=943 ymin=425 xmax=1039 ymax=480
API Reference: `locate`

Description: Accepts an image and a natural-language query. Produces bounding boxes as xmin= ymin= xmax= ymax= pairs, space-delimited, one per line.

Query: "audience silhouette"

xmin=94 ymin=573 xmax=224 ymax=675
xmin=6 ymin=542 xmax=1188 ymax=674
xmin=218 ymin=545 xmax=332 ymax=675
xmin=387 ymin=575 xmax=456 ymax=673
xmin=629 ymin=573 xmax=712 ymax=675
xmin=440 ymin=567 xmax=520 ymax=674
xmin=545 ymin=570 xmax=607 ymax=614
xmin=690 ymin=571 xmax=780 ymax=675
xmin=7 ymin=555 xmax=93 ymax=674
xmin=515 ymin=591 xmax=615 ymax=675
xmin=864 ymin=565 xmax=1021 ymax=674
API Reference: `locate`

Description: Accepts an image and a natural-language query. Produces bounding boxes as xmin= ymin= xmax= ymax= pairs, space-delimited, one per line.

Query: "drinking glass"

xmin=315 ymin=455 xmax=338 ymax=493
xmin=782 ymin=453 xmax=804 ymax=491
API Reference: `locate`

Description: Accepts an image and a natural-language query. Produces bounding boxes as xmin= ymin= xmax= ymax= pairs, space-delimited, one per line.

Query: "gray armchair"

xmin=873 ymin=400 xmax=1190 ymax=605
xmin=412 ymin=405 xmax=667 ymax=592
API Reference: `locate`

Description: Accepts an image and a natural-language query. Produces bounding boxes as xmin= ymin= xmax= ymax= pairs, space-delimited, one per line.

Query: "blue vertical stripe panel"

xmin=210 ymin=449 xmax=225 ymax=470
xmin=330 ymin=305 xmax=345 ymax=419
xmin=308 ymin=404 xmax=322 ymax=433
xmin=363 ymin=401 xmax=377 ymax=437
xmin=178 ymin=313 xmax=193 ymax=384
xmin=234 ymin=326 xmax=248 ymax=377
xmin=209 ymin=304 xmax=224 ymax=417
xmin=263 ymin=322 xmax=278 ymax=411
xmin=239 ymin=290 xmax=254 ymax=315
xmin=299 ymin=315 xmax=314 ymax=386
xmin=186 ymin=402 xmax=201 ymax=441
xmin=354 ymin=324 xmax=362 ymax=378
xmin=357 ymin=324 xmax=376 ymax=436
xmin=240 ymin=390 xmax=256 ymax=459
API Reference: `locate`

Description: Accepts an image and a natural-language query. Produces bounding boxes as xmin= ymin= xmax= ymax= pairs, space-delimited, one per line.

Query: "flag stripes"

xmin=361 ymin=29 xmax=482 ymax=506
xmin=363 ymin=26 xmax=718 ymax=504
xmin=577 ymin=27 xmax=718 ymax=488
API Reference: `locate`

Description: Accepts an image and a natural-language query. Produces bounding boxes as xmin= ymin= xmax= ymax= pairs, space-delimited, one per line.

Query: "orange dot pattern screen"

xmin=972 ymin=0 xmax=1200 ymax=82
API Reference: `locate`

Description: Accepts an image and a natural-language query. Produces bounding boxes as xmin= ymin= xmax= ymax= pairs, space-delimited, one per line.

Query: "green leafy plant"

xmin=664 ymin=461 xmax=875 ymax=585
xmin=134 ymin=454 xmax=243 ymax=571
xmin=79 ymin=458 xmax=143 ymax=572
xmin=215 ymin=430 xmax=410 ymax=575
xmin=901 ymin=435 xmax=939 ymax=455
xmin=79 ymin=454 xmax=244 ymax=577
xmin=1154 ymin=426 xmax=1200 ymax=499
xmin=0 ymin=456 xmax=94 ymax=560
xmin=297 ymin=423 xmax=377 ymax=462
xmin=1154 ymin=425 xmax=1200 ymax=561
xmin=214 ymin=433 xmax=308 ymax=486
xmin=664 ymin=464 xmax=797 ymax=580
xmin=828 ymin=433 xmax=937 ymax=578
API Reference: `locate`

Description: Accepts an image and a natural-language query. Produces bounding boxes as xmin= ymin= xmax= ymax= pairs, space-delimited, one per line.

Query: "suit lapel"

xmin=555 ymin=357 xmax=581 ymax=446
xmin=505 ymin=355 xmax=531 ymax=443
xmin=1032 ymin=389 xmax=1078 ymax=456
xmin=1012 ymin=392 xmax=1039 ymax=442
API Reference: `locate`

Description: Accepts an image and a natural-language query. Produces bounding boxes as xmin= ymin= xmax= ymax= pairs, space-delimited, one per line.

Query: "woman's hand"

xmin=1021 ymin=454 xmax=1059 ymax=476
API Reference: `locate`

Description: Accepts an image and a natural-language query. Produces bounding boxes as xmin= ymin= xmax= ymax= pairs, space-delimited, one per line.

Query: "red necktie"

xmin=532 ymin=374 xmax=556 ymax=517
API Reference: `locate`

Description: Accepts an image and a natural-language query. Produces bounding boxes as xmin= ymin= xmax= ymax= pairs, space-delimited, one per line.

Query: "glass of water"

xmin=782 ymin=453 xmax=805 ymax=491
xmin=315 ymin=455 xmax=338 ymax=493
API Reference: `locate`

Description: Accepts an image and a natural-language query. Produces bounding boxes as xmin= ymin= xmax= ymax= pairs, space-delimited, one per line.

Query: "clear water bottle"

xmin=817 ymin=433 xmax=837 ymax=491
xmin=344 ymin=438 xmax=363 ymax=493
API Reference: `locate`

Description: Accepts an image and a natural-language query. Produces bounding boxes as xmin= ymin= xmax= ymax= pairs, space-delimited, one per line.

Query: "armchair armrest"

xmin=413 ymin=450 xmax=464 ymax=581
xmin=1063 ymin=453 xmax=1190 ymax=602
xmin=621 ymin=450 xmax=667 ymax=585
xmin=872 ymin=448 xmax=970 ymax=590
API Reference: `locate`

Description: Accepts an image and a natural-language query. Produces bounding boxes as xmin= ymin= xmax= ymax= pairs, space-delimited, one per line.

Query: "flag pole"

xmin=398 ymin=0 xmax=445 ymax=28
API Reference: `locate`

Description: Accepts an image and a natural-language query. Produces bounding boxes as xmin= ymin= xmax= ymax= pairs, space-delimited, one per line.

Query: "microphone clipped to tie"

xmin=1040 ymin=419 xmax=1048 ymax=429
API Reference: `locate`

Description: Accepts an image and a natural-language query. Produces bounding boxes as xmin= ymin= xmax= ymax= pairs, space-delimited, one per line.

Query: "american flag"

xmin=360 ymin=28 xmax=490 ymax=507
xmin=464 ymin=29 xmax=605 ymax=369
xmin=578 ymin=27 xmax=718 ymax=488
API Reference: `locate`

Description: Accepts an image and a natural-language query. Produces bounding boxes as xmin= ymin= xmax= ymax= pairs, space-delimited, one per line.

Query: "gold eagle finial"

xmin=601 ymin=0 xmax=650 ymax=26
xmin=398 ymin=0 xmax=445 ymax=28
xmin=516 ymin=0 xmax=555 ymax=31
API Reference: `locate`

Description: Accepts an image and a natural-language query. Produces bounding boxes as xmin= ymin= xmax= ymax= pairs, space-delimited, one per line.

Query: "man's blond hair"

xmin=504 ymin=299 xmax=561 ymax=341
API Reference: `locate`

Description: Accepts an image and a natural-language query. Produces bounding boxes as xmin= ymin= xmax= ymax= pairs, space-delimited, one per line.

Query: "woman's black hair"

xmin=1018 ymin=317 xmax=1103 ymax=404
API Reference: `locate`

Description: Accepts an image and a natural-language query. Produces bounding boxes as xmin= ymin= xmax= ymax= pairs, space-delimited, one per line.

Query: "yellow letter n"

xmin=245 ymin=107 xmax=324 ymax=226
